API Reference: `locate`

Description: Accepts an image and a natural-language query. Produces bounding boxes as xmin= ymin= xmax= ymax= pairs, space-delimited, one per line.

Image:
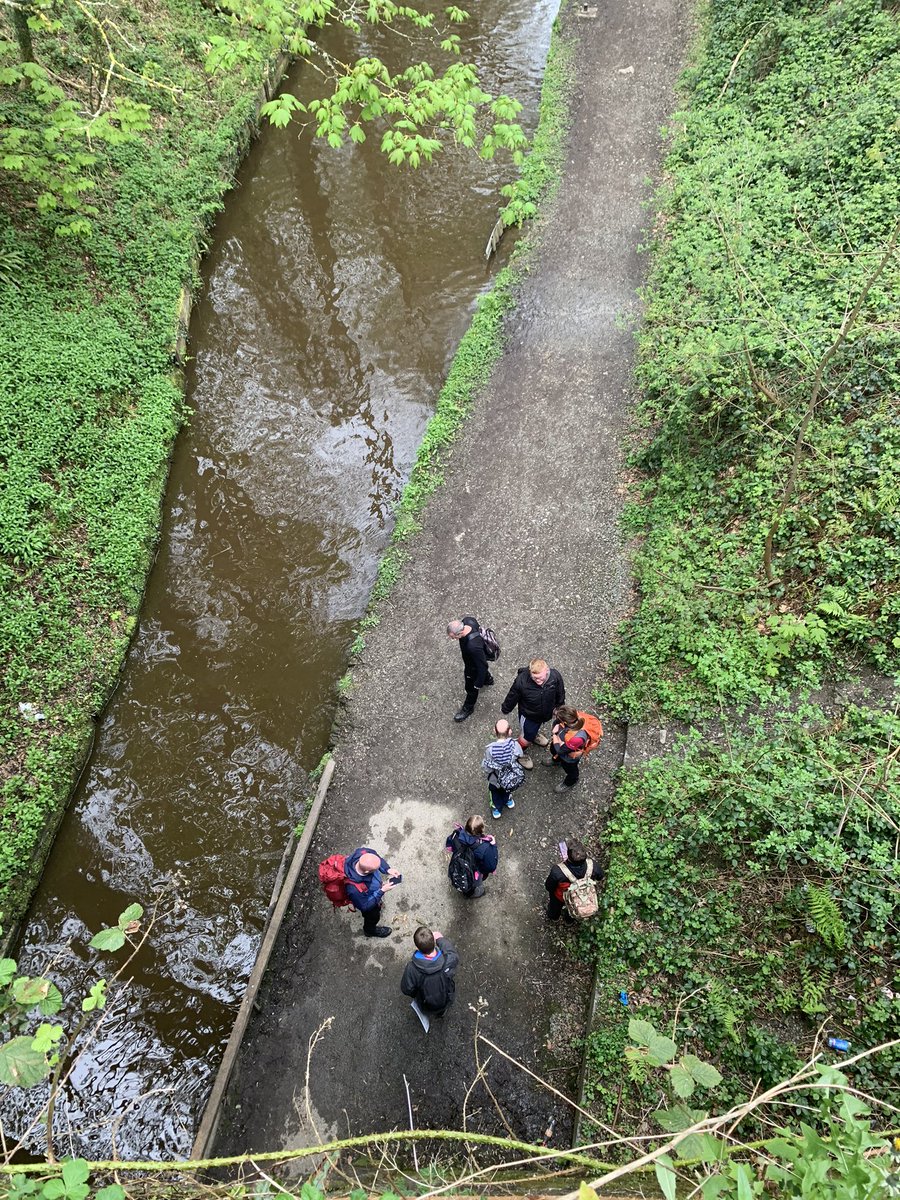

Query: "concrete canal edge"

xmin=191 ymin=756 xmax=336 ymax=1158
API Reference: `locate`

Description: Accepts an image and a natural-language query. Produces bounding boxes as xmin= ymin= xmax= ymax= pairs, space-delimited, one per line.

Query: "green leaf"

xmin=654 ymin=1104 xmax=707 ymax=1133
xmin=647 ymin=1033 xmax=678 ymax=1065
xmin=654 ymin=1154 xmax=678 ymax=1200
xmin=0 ymin=1036 xmax=49 ymax=1088
xmin=95 ymin=1186 xmax=126 ymax=1200
xmin=670 ymin=1063 xmax=696 ymax=1098
xmin=683 ymin=1054 xmax=722 ymax=1089
xmin=116 ymin=903 xmax=143 ymax=927
xmin=0 ymin=958 xmax=16 ymax=986
xmin=11 ymin=976 xmax=62 ymax=1014
xmin=61 ymin=1161 xmax=89 ymax=1188
xmin=578 ymin=1185 xmax=599 ymax=1200
xmin=31 ymin=1023 xmax=64 ymax=1053
xmin=90 ymin=927 xmax=126 ymax=951
xmin=628 ymin=1018 xmax=659 ymax=1045
xmin=734 ymin=1163 xmax=756 ymax=1200
xmin=82 ymin=979 xmax=107 ymax=1012
xmin=676 ymin=1133 xmax=727 ymax=1163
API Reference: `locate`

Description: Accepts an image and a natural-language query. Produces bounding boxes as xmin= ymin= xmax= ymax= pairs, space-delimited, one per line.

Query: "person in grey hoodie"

xmin=400 ymin=927 xmax=460 ymax=1017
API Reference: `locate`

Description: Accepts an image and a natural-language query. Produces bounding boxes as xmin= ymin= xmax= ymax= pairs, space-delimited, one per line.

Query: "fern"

xmin=707 ymin=980 xmax=740 ymax=1043
xmin=805 ymin=883 xmax=847 ymax=949
xmin=799 ymin=964 xmax=830 ymax=1016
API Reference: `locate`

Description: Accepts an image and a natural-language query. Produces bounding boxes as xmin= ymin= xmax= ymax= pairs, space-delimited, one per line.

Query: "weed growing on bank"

xmin=0 ymin=0 xmax=273 ymax=927
xmin=584 ymin=706 xmax=900 ymax=1126
xmin=606 ymin=0 xmax=900 ymax=723
xmin=583 ymin=0 xmax=900 ymax=1139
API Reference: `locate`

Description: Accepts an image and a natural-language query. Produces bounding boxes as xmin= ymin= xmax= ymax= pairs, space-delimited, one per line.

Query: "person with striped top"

xmin=482 ymin=719 xmax=525 ymax=819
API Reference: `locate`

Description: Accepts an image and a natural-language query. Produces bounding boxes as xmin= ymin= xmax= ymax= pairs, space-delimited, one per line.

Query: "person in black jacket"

xmin=447 ymin=615 xmax=494 ymax=721
xmin=445 ymin=815 xmax=499 ymax=896
xmin=500 ymin=657 xmax=565 ymax=768
xmin=545 ymin=840 xmax=603 ymax=922
xmin=400 ymin=927 xmax=460 ymax=1018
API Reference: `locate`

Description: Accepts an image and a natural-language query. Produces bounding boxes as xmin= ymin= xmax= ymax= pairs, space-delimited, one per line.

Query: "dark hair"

xmin=466 ymin=815 xmax=485 ymax=837
xmin=555 ymin=705 xmax=582 ymax=729
xmin=414 ymin=926 xmax=436 ymax=954
xmin=568 ymin=840 xmax=587 ymax=864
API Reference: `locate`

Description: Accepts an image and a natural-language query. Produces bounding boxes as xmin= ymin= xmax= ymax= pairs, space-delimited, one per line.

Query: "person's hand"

xmin=382 ymin=880 xmax=397 ymax=891
xmin=444 ymin=846 xmax=453 ymax=855
xmin=484 ymin=834 xmax=496 ymax=845
xmin=389 ymin=870 xmax=402 ymax=881
xmin=432 ymin=930 xmax=443 ymax=941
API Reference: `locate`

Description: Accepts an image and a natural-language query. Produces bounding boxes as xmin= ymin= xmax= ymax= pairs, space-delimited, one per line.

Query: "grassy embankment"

xmin=583 ymin=0 xmax=900 ymax=1130
xmin=0 ymin=2 xmax=275 ymax=930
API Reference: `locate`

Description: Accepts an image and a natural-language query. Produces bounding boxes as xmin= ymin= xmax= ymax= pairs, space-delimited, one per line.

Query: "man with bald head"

xmin=344 ymin=846 xmax=401 ymax=938
xmin=447 ymin=614 xmax=494 ymax=722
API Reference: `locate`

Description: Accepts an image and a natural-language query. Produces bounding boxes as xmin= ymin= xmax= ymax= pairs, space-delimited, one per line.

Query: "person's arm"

xmin=591 ymin=861 xmax=605 ymax=882
xmin=551 ymin=723 xmax=565 ymax=752
xmin=468 ymin=636 xmax=488 ymax=688
xmin=555 ymin=671 xmax=566 ymax=707
xmin=436 ymin=938 xmax=460 ymax=974
xmin=500 ymin=674 xmax=520 ymax=715
xmin=400 ymin=963 xmax=419 ymax=997
xmin=545 ymin=866 xmax=560 ymax=894
xmin=479 ymin=841 xmax=499 ymax=874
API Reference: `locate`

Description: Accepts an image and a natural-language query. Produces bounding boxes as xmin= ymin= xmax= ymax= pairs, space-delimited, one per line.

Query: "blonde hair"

xmin=529 ymin=658 xmax=548 ymax=674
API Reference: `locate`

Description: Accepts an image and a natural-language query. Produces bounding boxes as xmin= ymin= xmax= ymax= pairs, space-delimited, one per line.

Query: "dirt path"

xmin=215 ymin=0 xmax=687 ymax=1158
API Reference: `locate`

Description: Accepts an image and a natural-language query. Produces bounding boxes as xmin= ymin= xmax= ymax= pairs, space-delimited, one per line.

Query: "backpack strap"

xmin=558 ymin=862 xmax=576 ymax=883
xmin=585 ymin=859 xmax=593 ymax=876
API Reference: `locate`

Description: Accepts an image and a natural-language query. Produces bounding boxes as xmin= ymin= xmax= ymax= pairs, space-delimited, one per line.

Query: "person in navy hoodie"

xmin=445 ymin=815 xmax=499 ymax=898
xmin=344 ymin=847 xmax=401 ymax=938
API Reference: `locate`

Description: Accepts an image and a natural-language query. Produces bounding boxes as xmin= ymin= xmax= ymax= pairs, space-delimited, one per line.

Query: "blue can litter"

xmin=619 ymin=991 xmax=629 ymax=1006
xmin=827 ymin=1037 xmax=850 ymax=1052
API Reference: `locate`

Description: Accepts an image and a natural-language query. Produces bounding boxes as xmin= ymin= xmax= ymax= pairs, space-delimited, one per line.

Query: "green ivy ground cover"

xmin=0 ymin=0 xmax=271 ymax=929
xmin=582 ymin=0 xmax=900 ymax=1133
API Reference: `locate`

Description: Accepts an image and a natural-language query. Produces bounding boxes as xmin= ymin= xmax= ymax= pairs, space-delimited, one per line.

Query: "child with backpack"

xmin=544 ymin=840 xmax=603 ymax=923
xmin=445 ymin=816 xmax=498 ymax=898
xmin=482 ymin=719 xmax=526 ymax=818
xmin=400 ymin=927 xmax=460 ymax=1023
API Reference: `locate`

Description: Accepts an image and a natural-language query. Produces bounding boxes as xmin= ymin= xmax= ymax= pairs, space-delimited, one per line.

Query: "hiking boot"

xmin=555 ymin=780 xmax=576 ymax=794
xmin=454 ymin=707 xmax=474 ymax=722
xmin=520 ymin=754 xmax=534 ymax=769
xmin=364 ymin=926 xmax=392 ymax=938
xmin=505 ymin=797 xmax=515 ymax=809
xmin=491 ymin=806 xmax=502 ymax=819
xmin=533 ymin=732 xmax=550 ymax=747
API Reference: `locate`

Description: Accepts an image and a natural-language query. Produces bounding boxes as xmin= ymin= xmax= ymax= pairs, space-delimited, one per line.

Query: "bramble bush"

xmin=606 ymin=0 xmax=900 ymax=722
xmin=584 ymin=706 xmax=900 ymax=1127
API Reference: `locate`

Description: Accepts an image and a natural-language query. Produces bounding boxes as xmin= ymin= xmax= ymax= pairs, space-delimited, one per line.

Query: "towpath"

xmin=215 ymin=0 xmax=686 ymax=1158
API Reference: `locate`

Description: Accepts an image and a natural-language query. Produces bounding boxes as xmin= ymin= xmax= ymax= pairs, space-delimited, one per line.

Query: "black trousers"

xmin=463 ymin=670 xmax=494 ymax=711
xmin=362 ymin=905 xmax=383 ymax=934
xmin=546 ymin=894 xmax=574 ymax=922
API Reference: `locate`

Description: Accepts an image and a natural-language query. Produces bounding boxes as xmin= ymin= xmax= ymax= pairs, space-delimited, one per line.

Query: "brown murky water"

xmin=4 ymin=0 xmax=555 ymax=1160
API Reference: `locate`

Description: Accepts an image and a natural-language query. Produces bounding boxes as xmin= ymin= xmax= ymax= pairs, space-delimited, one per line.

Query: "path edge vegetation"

xmin=578 ymin=0 xmax=900 ymax=1142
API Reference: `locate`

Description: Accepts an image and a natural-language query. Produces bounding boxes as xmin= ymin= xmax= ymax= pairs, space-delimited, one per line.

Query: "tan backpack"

xmin=559 ymin=860 xmax=599 ymax=920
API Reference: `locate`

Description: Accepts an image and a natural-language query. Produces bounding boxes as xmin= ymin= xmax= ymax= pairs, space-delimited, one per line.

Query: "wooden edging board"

xmin=190 ymin=756 xmax=336 ymax=1159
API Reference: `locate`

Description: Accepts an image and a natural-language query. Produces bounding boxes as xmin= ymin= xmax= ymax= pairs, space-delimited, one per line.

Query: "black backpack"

xmin=418 ymin=964 xmax=455 ymax=1013
xmin=447 ymin=832 xmax=478 ymax=896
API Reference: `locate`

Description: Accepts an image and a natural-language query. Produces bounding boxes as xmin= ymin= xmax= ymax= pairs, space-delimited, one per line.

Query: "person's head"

xmin=465 ymin=815 xmax=485 ymax=837
xmin=414 ymin=926 xmax=436 ymax=954
xmin=494 ymin=718 xmax=512 ymax=738
xmin=554 ymin=705 xmax=582 ymax=728
xmin=529 ymin=658 xmax=550 ymax=686
xmin=447 ymin=619 xmax=465 ymax=639
xmin=567 ymin=840 xmax=587 ymax=864
xmin=358 ymin=852 xmax=381 ymax=875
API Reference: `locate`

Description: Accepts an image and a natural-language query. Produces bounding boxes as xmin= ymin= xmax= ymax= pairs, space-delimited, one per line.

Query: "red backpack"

xmin=318 ymin=855 xmax=364 ymax=908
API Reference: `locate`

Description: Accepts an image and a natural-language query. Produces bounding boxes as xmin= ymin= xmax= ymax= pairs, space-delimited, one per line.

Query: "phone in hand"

xmin=392 ymin=872 xmax=403 ymax=884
